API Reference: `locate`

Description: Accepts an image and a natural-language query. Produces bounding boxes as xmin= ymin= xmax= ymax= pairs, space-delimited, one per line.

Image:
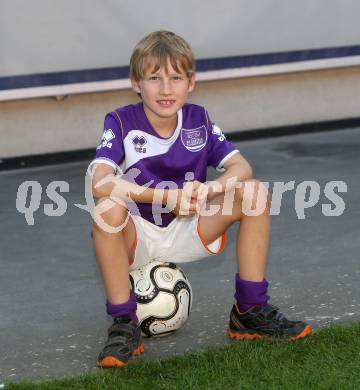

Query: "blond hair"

xmin=129 ymin=30 xmax=195 ymax=81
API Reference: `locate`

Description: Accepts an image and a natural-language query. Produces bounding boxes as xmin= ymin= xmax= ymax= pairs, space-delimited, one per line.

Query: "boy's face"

xmin=131 ymin=60 xmax=195 ymax=125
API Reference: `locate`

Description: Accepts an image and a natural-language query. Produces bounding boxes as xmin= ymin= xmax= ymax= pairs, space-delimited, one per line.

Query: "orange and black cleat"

xmin=97 ymin=316 xmax=144 ymax=368
xmin=227 ymin=303 xmax=313 ymax=341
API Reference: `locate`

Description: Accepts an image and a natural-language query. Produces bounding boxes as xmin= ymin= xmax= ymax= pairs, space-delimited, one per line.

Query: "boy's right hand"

xmin=165 ymin=181 xmax=209 ymax=218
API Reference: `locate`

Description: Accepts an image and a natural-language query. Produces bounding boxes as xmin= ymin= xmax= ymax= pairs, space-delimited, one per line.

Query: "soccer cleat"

xmin=97 ymin=315 xmax=144 ymax=368
xmin=227 ymin=303 xmax=313 ymax=341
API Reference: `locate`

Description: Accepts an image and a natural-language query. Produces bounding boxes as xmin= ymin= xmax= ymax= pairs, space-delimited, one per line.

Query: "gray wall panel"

xmin=1 ymin=67 xmax=360 ymax=158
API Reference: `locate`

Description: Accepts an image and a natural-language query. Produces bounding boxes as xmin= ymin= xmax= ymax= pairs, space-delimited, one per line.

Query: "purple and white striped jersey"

xmin=88 ymin=102 xmax=239 ymax=226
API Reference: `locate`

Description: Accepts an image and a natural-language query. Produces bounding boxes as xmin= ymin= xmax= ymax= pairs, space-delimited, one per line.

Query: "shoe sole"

xmin=227 ymin=324 xmax=313 ymax=341
xmin=97 ymin=342 xmax=145 ymax=368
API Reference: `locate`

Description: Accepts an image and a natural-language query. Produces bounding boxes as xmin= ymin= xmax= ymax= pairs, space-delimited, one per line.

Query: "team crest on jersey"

xmin=96 ymin=129 xmax=115 ymax=150
xmin=132 ymin=135 xmax=147 ymax=153
xmin=180 ymin=126 xmax=207 ymax=152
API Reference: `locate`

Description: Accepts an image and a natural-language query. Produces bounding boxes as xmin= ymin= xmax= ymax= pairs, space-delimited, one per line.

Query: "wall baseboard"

xmin=1 ymin=117 xmax=359 ymax=172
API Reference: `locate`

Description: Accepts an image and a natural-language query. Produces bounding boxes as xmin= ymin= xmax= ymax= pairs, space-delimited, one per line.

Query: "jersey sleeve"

xmin=87 ymin=113 xmax=125 ymax=176
xmin=206 ymin=111 xmax=239 ymax=172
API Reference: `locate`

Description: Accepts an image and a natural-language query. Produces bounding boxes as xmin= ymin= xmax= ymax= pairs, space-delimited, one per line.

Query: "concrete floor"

xmin=0 ymin=128 xmax=359 ymax=383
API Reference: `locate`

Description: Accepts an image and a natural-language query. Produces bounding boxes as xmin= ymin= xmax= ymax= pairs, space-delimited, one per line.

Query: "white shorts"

xmin=128 ymin=213 xmax=227 ymax=271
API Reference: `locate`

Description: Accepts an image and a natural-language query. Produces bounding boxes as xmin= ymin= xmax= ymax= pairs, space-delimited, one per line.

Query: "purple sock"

xmin=106 ymin=290 xmax=138 ymax=322
xmin=234 ymin=274 xmax=269 ymax=312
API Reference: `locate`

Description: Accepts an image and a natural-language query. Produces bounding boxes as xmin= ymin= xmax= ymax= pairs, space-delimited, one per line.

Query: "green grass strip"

xmin=5 ymin=323 xmax=360 ymax=390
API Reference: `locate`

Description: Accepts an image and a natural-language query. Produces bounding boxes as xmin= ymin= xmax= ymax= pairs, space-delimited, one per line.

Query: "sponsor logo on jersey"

xmin=212 ymin=124 xmax=226 ymax=141
xmin=96 ymin=129 xmax=115 ymax=150
xmin=180 ymin=126 xmax=207 ymax=152
xmin=132 ymin=135 xmax=147 ymax=153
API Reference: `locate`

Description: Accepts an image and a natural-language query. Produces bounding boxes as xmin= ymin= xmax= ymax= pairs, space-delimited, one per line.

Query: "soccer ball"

xmin=129 ymin=260 xmax=192 ymax=337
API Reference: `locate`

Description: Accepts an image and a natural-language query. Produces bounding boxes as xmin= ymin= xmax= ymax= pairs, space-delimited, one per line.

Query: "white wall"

xmin=0 ymin=0 xmax=359 ymax=76
xmin=1 ymin=0 xmax=359 ymax=159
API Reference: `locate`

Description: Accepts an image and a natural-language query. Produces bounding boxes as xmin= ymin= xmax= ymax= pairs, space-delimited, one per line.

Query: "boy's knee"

xmin=93 ymin=196 xmax=129 ymax=229
xmin=235 ymin=179 xmax=271 ymax=210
